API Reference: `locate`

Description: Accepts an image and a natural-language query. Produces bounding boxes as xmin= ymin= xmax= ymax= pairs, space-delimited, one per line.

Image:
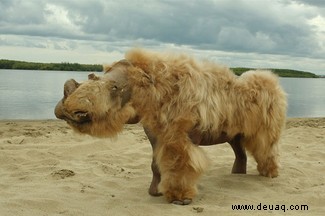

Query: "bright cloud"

xmin=0 ymin=0 xmax=324 ymax=74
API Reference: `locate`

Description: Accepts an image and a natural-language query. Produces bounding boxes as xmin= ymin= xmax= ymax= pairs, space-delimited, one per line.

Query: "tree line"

xmin=0 ymin=59 xmax=319 ymax=78
xmin=0 ymin=59 xmax=102 ymax=72
xmin=232 ymin=67 xmax=319 ymax=78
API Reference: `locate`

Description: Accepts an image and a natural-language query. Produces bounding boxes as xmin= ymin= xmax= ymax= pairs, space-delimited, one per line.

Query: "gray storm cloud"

xmin=0 ymin=0 xmax=324 ymax=73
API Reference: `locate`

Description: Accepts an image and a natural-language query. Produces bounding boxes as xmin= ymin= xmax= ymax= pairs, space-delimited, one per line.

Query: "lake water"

xmin=0 ymin=70 xmax=99 ymax=120
xmin=0 ymin=69 xmax=324 ymax=119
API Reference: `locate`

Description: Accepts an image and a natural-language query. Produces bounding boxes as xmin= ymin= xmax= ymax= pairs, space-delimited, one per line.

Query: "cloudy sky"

xmin=0 ymin=0 xmax=324 ymax=74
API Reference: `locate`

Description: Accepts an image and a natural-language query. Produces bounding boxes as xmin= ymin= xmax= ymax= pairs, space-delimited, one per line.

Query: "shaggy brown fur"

xmin=55 ymin=48 xmax=287 ymax=205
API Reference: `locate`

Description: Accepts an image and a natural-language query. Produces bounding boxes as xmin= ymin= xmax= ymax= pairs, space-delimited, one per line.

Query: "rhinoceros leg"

xmin=144 ymin=127 xmax=163 ymax=196
xmin=144 ymin=127 xmax=247 ymax=197
xmin=229 ymin=134 xmax=247 ymax=174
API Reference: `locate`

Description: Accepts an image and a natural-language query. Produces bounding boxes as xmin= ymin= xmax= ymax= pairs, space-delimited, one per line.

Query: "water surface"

xmin=0 ymin=70 xmax=95 ymax=119
xmin=0 ymin=70 xmax=324 ymax=119
xmin=280 ymin=78 xmax=325 ymax=117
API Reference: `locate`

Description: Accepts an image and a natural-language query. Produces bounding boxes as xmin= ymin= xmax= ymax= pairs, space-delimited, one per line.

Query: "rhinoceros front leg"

xmin=144 ymin=127 xmax=162 ymax=196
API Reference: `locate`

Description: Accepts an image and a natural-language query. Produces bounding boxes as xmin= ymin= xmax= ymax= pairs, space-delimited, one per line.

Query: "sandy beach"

xmin=0 ymin=118 xmax=324 ymax=215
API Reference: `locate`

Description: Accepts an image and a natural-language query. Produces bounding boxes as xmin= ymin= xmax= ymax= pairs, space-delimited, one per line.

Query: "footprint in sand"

xmin=51 ymin=169 xmax=75 ymax=179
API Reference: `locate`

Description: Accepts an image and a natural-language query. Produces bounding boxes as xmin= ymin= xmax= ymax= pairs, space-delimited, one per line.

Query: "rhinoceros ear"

xmin=88 ymin=73 xmax=100 ymax=80
xmin=103 ymin=64 xmax=112 ymax=73
xmin=104 ymin=60 xmax=132 ymax=73
xmin=105 ymin=60 xmax=132 ymax=107
xmin=64 ymin=79 xmax=80 ymax=98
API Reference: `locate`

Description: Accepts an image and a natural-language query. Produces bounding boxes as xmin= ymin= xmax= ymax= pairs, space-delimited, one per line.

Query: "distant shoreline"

xmin=0 ymin=59 xmax=102 ymax=72
xmin=0 ymin=59 xmax=320 ymax=78
xmin=1 ymin=117 xmax=324 ymax=123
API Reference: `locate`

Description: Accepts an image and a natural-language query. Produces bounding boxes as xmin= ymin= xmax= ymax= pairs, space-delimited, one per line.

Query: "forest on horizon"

xmin=0 ymin=59 xmax=320 ymax=78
